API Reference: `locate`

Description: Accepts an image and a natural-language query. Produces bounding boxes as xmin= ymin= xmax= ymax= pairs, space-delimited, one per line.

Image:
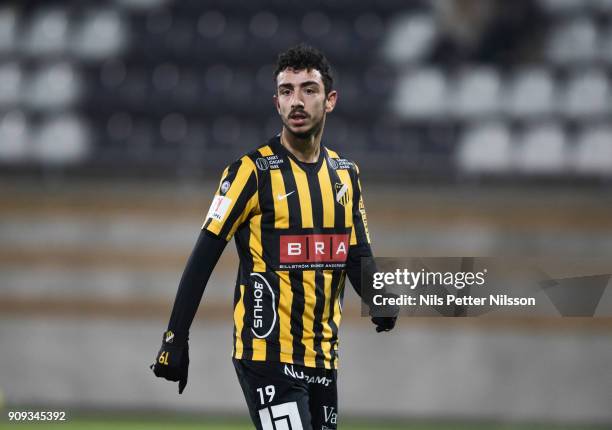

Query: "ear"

xmin=273 ymin=94 xmax=280 ymax=114
xmin=325 ymin=90 xmax=337 ymax=113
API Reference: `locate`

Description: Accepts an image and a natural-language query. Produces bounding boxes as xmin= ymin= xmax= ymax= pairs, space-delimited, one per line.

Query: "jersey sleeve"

xmin=346 ymin=161 xmax=375 ymax=300
xmin=350 ymin=162 xmax=371 ymax=246
xmin=202 ymin=155 xmax=259 ymax=241
xmin=166 ymin=229 xmax=227 ymax=335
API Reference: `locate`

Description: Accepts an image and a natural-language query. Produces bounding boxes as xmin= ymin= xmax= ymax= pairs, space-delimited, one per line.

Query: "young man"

xmin=151 ymin=44 xmax=396 ymax=430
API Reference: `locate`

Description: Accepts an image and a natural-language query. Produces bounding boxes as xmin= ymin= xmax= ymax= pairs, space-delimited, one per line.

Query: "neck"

xmin=280 ymin=128 xmax=322 ymax=163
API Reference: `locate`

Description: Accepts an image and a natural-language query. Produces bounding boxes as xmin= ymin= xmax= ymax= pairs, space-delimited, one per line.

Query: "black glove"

xmin=150 ymin=330 xmax=189 ymax=394
xmin=370 ymin=291 xmax=399 ymax=333
xmin=371 ymin=316 xmax=396 ymax=332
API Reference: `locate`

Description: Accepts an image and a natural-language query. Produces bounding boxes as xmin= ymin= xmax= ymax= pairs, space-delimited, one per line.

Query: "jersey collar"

xmin=271 ymin=134 xmax=326 ymax=175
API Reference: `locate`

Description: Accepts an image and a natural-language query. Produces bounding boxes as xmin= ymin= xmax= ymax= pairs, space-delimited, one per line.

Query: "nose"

xmin=290 ymin=92 xmax=305 ymax=109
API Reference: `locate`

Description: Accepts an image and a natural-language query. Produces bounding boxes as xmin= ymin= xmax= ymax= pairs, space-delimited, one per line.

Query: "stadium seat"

xmin=124 ymin=116 xmax=155 ymax=151
xmin=221 ymin=67 xmax=257 ymax=113
xmin=149 ymin=63 xmax=195 ymax=113
xmin=151 ymin=62 xmax=180 ymax=93
xmin=560 ymin=69 xmax=610 ymax=119
xmin=353 ymin=12 xmax=385 ymax=44
xmin=23 ymin=62 xmax=82 ymax=111
xmin=139 ymin=9 xmax=174 ymax=60
xmin=0 ymin=110 xmax=29 ymax=161
xmin=164 ymin=16 xmax=195 ymax=59
xmin=0 ymin=62 xmax=22 ymax=108
xmin=450 ymin=67 xmax=502 ymax=120
xmin=202 ymin=63 xmax=235 ymax=112
xmin=111 ymin=66 xmax=148 ymax=110
xmin=32 ymin=114 xmax=90 ymax=163
xmin=0 ymin=7 xmax=18 ymax=54
xmin=180 ymin=117 xmax=208 ymax=149
xmin=300 ymin=11 xmax=331 ymax=38
xmin=546 ymin=16 xmax=598 ymax=65
xmin=515 ymin=123 xmax=568 ymax=174
xmin=215 ymin=19 xmax=247 ymax=57
xmin=393 ymin=68 xmax=448 ymax=120
xmin=71 ymin=9 xmax=127 ymax=61
xmin=383 ymin=13 xmax=437 ymax=64
xmin=197 ymin=10 xmax=226 ymax=39
xmin=324 ymin=19 xmax=354 ymax=60
xmin=457 ymin=123 xmax=514 ymax=173
xmin=573 ymin=125 xmax=612 ymax=175
xmin=106 ymin=111 xmax=133 ymax=142
xmin=160 ymin=112 xmax=188 ymax=143
xmin=505 ymin=68 xmax=557 ymax=119
xmin=261 ymin=19 xmax=300 ymax=54
xmin=211 ymin=115 xmax=243 ymax=148
xmin=21 ymin=8 xmax=69 ymax=57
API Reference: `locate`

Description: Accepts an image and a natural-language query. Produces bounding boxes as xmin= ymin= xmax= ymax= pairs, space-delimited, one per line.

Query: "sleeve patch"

xmin=206 ymin=195 xmax=233 ymax=222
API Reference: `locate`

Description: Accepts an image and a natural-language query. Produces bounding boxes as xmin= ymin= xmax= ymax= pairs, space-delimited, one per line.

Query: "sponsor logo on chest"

xmin=279 ymin=234 xmax=349 ymax=269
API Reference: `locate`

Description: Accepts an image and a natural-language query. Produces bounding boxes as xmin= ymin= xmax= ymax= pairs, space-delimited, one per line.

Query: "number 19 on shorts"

xmin=257 ymin=385 xmax=303 ymax=430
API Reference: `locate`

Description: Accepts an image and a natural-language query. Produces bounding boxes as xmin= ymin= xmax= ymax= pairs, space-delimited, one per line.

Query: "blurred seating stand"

xmin=0 ymin=0 xmax=611 ymax=179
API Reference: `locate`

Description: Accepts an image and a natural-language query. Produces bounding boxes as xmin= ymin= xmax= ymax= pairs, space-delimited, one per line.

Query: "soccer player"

xmin=151 ymin=44 xmax=396 ymax=430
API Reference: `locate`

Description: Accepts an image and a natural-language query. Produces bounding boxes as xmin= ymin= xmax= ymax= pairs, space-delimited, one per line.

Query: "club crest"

xmin=335 ymin=183 xmax=349 ymax=206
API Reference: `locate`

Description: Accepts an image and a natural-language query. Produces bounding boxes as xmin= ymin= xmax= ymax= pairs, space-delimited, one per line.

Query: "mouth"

xmin=289 ymin=111 xmax=308 ymax=125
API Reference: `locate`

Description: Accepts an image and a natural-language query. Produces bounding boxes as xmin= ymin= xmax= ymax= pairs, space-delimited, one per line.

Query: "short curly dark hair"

xmin=273 ymin=44 xmax=334 ymax=95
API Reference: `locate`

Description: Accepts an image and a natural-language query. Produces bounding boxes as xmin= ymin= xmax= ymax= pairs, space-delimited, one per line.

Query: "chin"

xmin=286 ymin=124 xmax=314 ymax=139
xmin=288 ymin=122 xmax=324 ymax=140
xmin=291 ymin=130 xmax=315 ymax=140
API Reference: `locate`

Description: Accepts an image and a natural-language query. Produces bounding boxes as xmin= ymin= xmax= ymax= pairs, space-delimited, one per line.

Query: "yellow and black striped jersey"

xmin=202 ymin=135 xmax=371 ymax=369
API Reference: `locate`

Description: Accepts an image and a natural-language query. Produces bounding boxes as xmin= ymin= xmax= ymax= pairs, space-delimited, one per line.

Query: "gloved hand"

xmin=150 ymin=330 xmax=189 ymax=394
xmin=370 ymin=291 xmax=399 ymax=333
xmin=371 ymin=316 xmax=396 ymax=332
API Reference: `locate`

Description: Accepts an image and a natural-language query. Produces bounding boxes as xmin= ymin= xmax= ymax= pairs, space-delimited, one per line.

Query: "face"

xmin=274 ymin=68 xmax=337 ymax=139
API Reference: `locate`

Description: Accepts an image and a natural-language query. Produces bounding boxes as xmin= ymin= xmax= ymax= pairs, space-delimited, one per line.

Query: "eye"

xmin=280 ymin=88 xmax=291 ymax=96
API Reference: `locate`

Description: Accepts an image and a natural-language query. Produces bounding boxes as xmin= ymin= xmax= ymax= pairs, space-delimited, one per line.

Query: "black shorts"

xmin=233 ymin=358 xmax=338 ymax=430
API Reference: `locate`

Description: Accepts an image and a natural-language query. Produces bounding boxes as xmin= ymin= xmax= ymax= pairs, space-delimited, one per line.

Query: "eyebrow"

xmin=277 ymin=81 xmax=321 ymax=89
